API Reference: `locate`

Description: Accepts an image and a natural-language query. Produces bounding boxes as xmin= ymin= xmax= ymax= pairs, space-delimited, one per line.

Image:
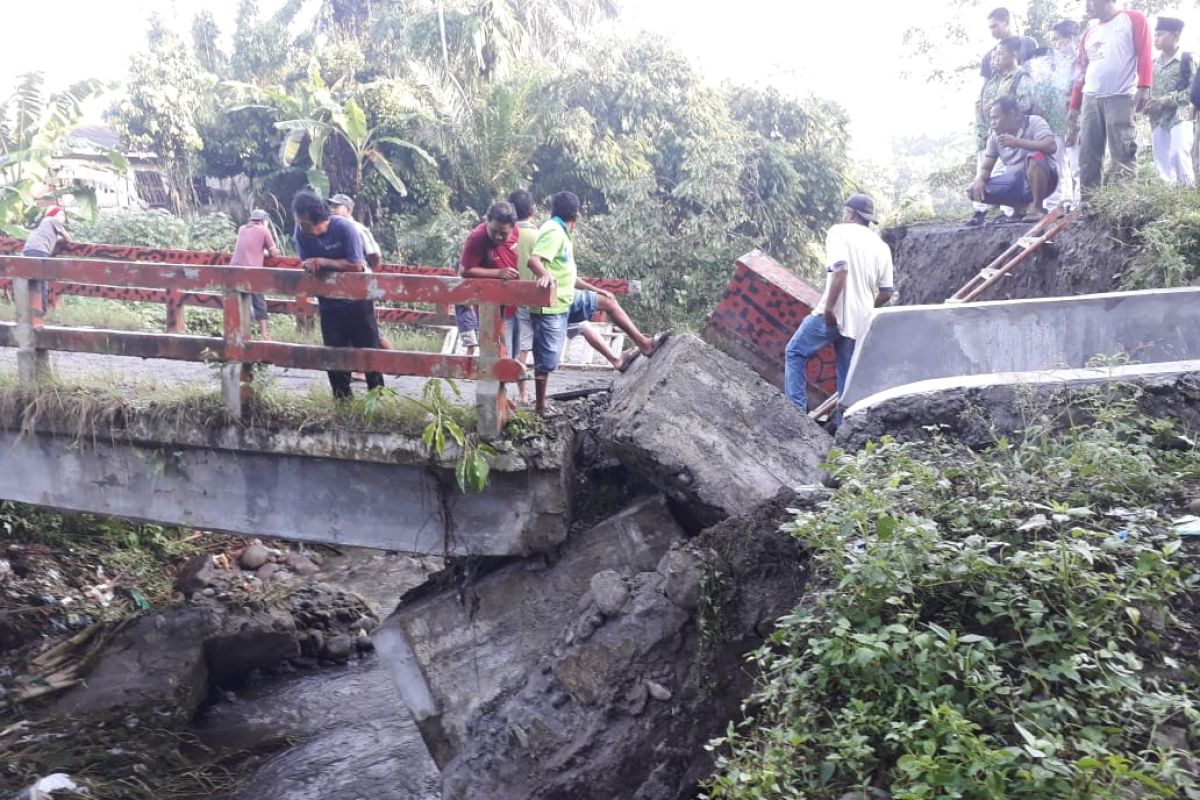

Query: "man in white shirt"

xmin=328 ymin=194 xmax=383 ymax=268
xmin=784 ymin=194 xmax=894 ymax=424
xmin=1068 ymin=0 xmax=1154 ymax=191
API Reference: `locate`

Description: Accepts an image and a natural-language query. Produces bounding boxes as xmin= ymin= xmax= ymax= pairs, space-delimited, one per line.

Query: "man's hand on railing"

xmin=536 ymin=275 xmax=556 ymax=290
xmin=497 ymin=267 xmax=519 ymax=280
xmin=301 ymin=258 xmax=326 ymax=273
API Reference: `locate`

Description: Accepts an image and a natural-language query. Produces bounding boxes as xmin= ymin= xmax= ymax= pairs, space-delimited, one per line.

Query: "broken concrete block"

xmin=603 ymin=333 xmax=832 ymax=526
xmin=372 ymin=494 xmax=683 ymax=762
xmin=438 ymin=491 xmax=812 ymax=800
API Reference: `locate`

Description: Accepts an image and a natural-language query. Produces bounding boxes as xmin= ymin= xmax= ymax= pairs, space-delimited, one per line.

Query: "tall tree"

xmin=109 ymin=15 xmax=209 ymax=210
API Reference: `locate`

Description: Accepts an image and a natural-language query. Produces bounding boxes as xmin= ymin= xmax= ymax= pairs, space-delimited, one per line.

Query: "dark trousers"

xmin=319 ymin=300 xmax=384 ymax=399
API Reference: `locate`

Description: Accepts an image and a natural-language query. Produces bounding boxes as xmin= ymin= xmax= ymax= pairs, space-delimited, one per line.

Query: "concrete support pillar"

xmin=13 ymin=277 xmax=49 ymax=383
xmin=221 ymin=289 xmax=254 ymax=420
xmin=476 ymin=303 xmax=505 ymax=440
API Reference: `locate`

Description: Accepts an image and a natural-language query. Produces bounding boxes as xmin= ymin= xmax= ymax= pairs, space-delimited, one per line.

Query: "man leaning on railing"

xmin=292 ymin=190 xmax=384 ymax=400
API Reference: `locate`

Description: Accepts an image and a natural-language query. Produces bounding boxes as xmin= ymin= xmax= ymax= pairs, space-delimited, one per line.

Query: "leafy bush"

xmin=72 ymin=209 xmax=237 ymax=252
xmin=705 ymin=390 xmax=1200 ymax=799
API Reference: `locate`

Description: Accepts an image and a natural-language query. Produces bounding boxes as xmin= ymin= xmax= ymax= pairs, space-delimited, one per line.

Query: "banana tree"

xmin=225 ymin=61 xmax=434 ymax=198
xmin=0 ymin=73 xmax=118 ymax=237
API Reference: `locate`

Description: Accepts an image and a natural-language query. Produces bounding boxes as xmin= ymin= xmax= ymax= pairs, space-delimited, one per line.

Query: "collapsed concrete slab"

xmin=840 ymin=287 xmax=1200 ymax=410
xmin=372 ymin=494 xmax=683 ymax=765
xmin=602 ymin=333 xmax=832 ymax=526
xmin=838 ymin=360 xmax=1200 ymax=452
xmin=438 ymin=490 xmax=815 ymax=800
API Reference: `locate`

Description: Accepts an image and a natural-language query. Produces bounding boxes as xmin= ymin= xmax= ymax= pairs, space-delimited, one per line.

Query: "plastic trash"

xmin=1171 ymin=515 xmax=1200 ymax=537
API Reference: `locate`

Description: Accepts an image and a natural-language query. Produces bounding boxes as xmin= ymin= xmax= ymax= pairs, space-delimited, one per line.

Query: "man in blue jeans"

xmin=784 ymin=193 xmax=894 ymax=424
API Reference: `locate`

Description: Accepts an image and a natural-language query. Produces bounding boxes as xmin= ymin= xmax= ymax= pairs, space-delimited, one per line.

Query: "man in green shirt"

xmin=1148 ymin=17 xmax=1195 ymax=185
xmin=525 ymin=191 xmax=667 ymax=414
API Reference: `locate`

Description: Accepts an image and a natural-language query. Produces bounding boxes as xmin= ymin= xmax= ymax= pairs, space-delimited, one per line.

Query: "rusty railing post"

xmin=475 ymin=303 xmax=506 ymax=440
xmin=221 ymin=287 xmax=254 ymax=420
xmin=13 ymin=272 xmax=49 ymax=383
xmin=165 ymin=289 xmax=187 ymax=332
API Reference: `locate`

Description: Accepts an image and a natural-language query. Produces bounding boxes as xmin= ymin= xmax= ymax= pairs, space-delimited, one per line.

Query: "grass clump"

xmin=1087 ymin=178 xmax=1200 ymax=290
xmin=704 ymin=388 xmax=1200 ymax=799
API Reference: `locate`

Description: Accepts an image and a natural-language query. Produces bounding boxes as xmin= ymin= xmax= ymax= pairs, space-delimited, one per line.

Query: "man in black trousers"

xmin=292 ymin=190 xmax=383 ymax=399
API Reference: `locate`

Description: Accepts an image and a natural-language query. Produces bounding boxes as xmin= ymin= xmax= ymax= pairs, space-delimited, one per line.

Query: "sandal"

xmin=643 ymin=330 xmax=674 ymax=358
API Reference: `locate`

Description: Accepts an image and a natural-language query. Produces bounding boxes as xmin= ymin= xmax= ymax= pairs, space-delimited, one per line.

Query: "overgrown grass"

xmin=0 ymin=368 xmax=480 ymax=441
xmin=705 ymin=386 xmax=1200 ymax=799
xmin=1086 ymin=178 xmax=1200 ymax=290
xmin=0 ymin=297 xmax=446 ymax=352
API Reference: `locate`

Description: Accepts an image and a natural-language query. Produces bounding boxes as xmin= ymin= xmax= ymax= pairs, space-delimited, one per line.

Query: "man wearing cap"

xmin=1148 ymin=17 xmax=1195 ymax=185
xmin=328 ymin=194 xmax=382 ymax=268
xmin=966 ymin=97 xmax=1058 ymax=223
xmin=1069 ymin=0 xmax=1153 ymax=191
xmin=784 ymin=194 xmax=893 ymax=425
xmin=22 ymin=206 xmax=70 ymax=312
xmin=230 ymin=209 xmax=281 ymax=337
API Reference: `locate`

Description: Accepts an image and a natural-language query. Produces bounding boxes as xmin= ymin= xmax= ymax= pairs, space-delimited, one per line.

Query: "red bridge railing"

xmin=0 ymin=237 xmax=636 ymax=332
xmin=0 ymin=255 xmax=555 ymax=438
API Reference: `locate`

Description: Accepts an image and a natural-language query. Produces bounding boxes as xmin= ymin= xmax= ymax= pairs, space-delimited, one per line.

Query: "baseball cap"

xmin=249 ymin=209 xmax=269 ymax=221
xmin=328 ymin=193 xmax=355 ymax=210
xmin=844 ymin=193 xmax=877 ymax=224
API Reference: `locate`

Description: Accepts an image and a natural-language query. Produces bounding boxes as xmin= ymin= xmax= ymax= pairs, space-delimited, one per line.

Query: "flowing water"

xmin=194 ymin=547 xmax=444 ymax=800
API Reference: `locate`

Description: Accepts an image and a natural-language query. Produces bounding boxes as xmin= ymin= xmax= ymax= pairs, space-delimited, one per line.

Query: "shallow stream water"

xmin=195 ymin=547 xmax=443 ymax=800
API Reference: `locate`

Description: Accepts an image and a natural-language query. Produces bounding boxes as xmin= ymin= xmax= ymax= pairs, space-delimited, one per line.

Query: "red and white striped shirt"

xmin=1069 ymin=9 xmax=1153 ymax=109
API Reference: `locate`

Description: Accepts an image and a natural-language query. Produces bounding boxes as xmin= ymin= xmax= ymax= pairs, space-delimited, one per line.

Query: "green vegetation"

xmin=1088 ymin=178 xmax=1200 ymax=291
xmin=60 ymin=0 xmax=851 ymax=330
xmin=0 ymin=295 xmax=446 ymax=353
xmin=705 ymin=387 xmax=1200 ymax=799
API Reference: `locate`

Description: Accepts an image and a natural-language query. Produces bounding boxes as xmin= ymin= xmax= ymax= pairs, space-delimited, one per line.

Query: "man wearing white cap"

xmin=784 ymin=194 xmax=894 ymax=425
xmin=328 ymin=193 xmax=382 ymax=268
xmin=230 ymin=209 xmax=280 ymax=337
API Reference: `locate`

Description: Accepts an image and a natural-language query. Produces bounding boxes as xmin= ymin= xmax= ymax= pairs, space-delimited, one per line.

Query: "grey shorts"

xmin=506 ymin=306 xmax=534 ymax=353
xmin=250 ymin=293 xmax=269 ymax=322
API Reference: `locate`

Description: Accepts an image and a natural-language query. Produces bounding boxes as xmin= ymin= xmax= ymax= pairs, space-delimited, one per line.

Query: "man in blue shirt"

xmin=292 ymin=190 xmax=384 ymax=399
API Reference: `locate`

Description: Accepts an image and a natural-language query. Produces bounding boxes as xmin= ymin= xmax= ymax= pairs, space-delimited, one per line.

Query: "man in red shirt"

xmin=458 ymin=202 xmax=522 ymax=367
xmin=230 ymin=209 xmax=280 ymax=337
xmin=1069 ymin=0 xmax=1153 ymax=192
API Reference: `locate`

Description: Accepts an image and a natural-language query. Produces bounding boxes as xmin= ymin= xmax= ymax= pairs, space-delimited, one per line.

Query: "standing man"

xmin=22 ymin=206 xmax=69 ymax=311
xmin=458 ymin=200 xmax=520 ymax=356
xmin=1069 ymin=0 xmax=1153 ymax=192
xmin=784 ymin=194 xmax=893 ymax=424
xmin=1148 ymin=17 xmax=1195 ymax=186
xmin=970 ymin=38 xmax=1034 ymax=225
xmin=525 ymin=191 xmax=666 ymax=414
xmin=1031 ymin=20 xmax=1083 ymax=208
xmin=230 ymin=209 xmax=280 ymax=338
xmin=328 ymin=193 xmax=383 ymax=268
xmin=508 ymin=189 xmax=538 ymax=404
xmin=982 ymin=7 xmax=1038 ymax=80
xmin=291 ymin=190 xmax=383 ymax=400
xmin=966 ymin=98 xmax=1059 ymax=222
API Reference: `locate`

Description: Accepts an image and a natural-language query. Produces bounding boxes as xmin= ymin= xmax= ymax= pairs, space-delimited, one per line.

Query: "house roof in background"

xmin=66 ymin=125 xmax=120 ymax=151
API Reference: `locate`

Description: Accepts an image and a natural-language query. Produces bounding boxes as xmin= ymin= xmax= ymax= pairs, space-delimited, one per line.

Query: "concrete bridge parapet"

xmin=0 ymin=412 xmax=573 ymax=557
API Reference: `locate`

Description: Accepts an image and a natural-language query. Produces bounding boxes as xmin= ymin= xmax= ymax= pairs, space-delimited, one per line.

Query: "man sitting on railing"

xmin=292 ymin=190 xmax=384 ymax=400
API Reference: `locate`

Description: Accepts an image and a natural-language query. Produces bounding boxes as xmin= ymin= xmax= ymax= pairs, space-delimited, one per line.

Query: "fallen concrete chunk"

xmin=373 ymin=494 xmax=683 ymax=763
xmin=439 ymin=490 xmax=812 ymax=800
xmin=603 ymin=333 xmax=831 ymax=526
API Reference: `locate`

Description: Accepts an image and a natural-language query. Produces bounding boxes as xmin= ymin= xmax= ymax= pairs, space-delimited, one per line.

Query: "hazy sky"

xmin=4 ymin=1 xmax=1198 ymax=163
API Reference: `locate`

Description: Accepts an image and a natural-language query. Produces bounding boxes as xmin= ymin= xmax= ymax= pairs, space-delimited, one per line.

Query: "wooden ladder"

xmin=946 ymin=205 xmax=1077 ymax=303
xmin=808 ymin=205 xmax=1078 ymax=423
